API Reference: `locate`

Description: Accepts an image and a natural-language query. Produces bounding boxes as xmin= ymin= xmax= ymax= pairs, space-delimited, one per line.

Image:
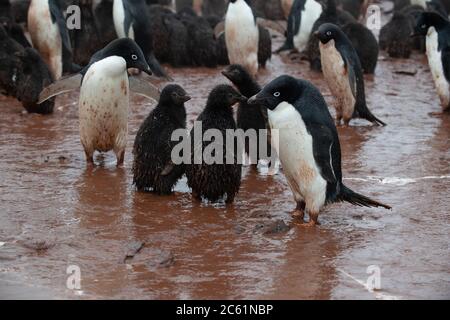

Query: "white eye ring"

xmin=131 ymin=54 xmax=138 ymax=60
xmin=326 ymin=31 xmax=332 ymax=36
xmin=273 ymin=92 xmax=280 ymax=97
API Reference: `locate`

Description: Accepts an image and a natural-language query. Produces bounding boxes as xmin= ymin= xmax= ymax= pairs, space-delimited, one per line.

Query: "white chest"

xmin=293 ymin=0 xmax=322 ymax=52
xmin=320 ymin=40 xmax=356 ymax=117
xmin=225 ymin=0 xmax=259 ymax=75
xmin=426 ymin=27 xmax=450 ymax=109
xmin=268 ymin=102 xmax=327 ymax=211
xmin=113 ymin=0 xmax=134 ymax=39
xmin=79 ymin=56 xmax=129 ymax=152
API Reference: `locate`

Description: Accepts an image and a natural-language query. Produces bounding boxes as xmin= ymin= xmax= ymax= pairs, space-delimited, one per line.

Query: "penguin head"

xmin=160 ymin=84 xmax=191 ymax=106
xmin=412 ymin=12 xmax=443 ymax=37
xmin=221 ymin=64 xmax=253 ymax=88
xmin=314 ymin=23 xmax=344 ymax=45
xmin=95 ymin=38 xmax=152 ymax=75
xmin=248 ymin=75 xmax=300 ymax=111
xmin=206 ymin=84 xmax=247 ymax=109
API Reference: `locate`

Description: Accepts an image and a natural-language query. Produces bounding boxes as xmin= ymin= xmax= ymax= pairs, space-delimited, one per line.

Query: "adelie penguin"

xmin=113 ymin=0 xmax=171 ymax=78
xmin=186 ymin=84 xmax=246 ymax=204
xmin=412 ymin=12 xmax=450 ymax=112
xmin=248 ymin=75 xmax=391 ymax=226
xmin=133 ymin=84 xmax=190 ymax=194
xmin=221 ymin=64 xmax=274 ymax=168
xmin=27 ymin=0 xmax=79 ymax=80
xmin=316 ymin=23 xmax=386 ymax=126
xmin=38 ymin=38 xmax=160 ymax=166
xmin=224 ymin=0 xmax=259 ymax=77
xmin=276 ymin=0 xmax=323 ymax=53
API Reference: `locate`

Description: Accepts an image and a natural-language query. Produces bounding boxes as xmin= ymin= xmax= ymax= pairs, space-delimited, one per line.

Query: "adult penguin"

xmin=412 ymin=12 xmax=450 ymax=112
xmin=27 ymin=0 xmax=78 ymax=80
xmin=316 ymin=23 xmax=386 ymax=126
xmin=133 ymin=84 xmax=190 ymax=194
xmin=248 ymin=75 xmax=391 ymax=226
xmin=276 ymin=0 xmax=323 ymax=53
xmin=186 ymin=84 xmax=246 ymax=204
xmin=113 ymin=0 xmax=170 ymax=78
xmin=224 ymin=0 xmax=259 ymax=77
xmin=38 ymin=38 xmax=161 ymax=165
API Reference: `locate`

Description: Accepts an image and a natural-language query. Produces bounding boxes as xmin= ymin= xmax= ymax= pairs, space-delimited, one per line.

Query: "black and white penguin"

xmin=38 ymin=38 xmax=161 ymax=165
xmin=133 ymin=84 xmax=190 ymax=194
xmin=113 ymin=0 xmax=170 ymax=78
xmin=27 ymin=0 xmax=77 ymax=80
xmin=413 ymin=12 xmax=450 ymax=112
xmin=316 ymin=23 xmax=386 ymax=126
xmin=221 ymin=64 xmax=273 ymax=167
xmin=248 ymin=75 xmax=391 ymax=226
xmin=276 ymin=0 xmax=323 ymax=53
xmin=224 ymin=0 xmax=259 ymax=76
xmin=186 ymin=84 xmax=246 ymax=204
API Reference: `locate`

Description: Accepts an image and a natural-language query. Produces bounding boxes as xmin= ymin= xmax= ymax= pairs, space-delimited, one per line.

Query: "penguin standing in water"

xmin=113 ymin=0 xmax=170 ymax=78
xmin=224 ymin=0 xmax=259 ymax=77
xmin=221 ymin=64 xmax=273 ymax=167
xmin=248 ymin=75 xmax=391 ymax=226
xmin=276 ymin=0 xmax=323 ymax=53
xmin=38 ymin=38 xmax=160 ymax=165
xmin=133 ymin=84 xmax=190 ymax=194
xmin=316 ymin=23 xmax=386 ymax=126
xmin=413 ymin=12 xmax=450 ymax=112
xmin=186 ymin=84 xmax=246 ymax=204
xmin=27 ymin=0 xmax=77 ymax=80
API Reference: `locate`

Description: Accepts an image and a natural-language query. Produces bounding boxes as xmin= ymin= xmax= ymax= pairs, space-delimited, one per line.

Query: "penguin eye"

xmin=131 ymin=54 xmax=138 ymax=60
xmin=326 ymin=31 xmax=332 ymax=36
xmin=421 ymin=24 xmax=427 ymax=29
xmin=273 ymin=92 xmax=280 ymax=97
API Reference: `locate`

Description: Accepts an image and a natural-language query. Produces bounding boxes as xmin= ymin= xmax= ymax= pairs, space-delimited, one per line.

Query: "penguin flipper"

xmin=122 ymin=0 xmax=136 ymax=37
xmin=255 ymin=18 xmax=286 ymax=36
xmin=38 ymin=73 xmax=82 ymax=104
xmin=340 ymin=184 xmax=392 ymax=210
xmin=129 ymin=76 xmax=160 ymax=102
xmin=343 ymin=56 xmax=357 ymax=100
xmin=441 ymin=47 xmax=450 ymax=83
xmin=48 ymin=0 xmax=72 ymax=55
xmin=214 ymin=21 xmax=225 ymax=39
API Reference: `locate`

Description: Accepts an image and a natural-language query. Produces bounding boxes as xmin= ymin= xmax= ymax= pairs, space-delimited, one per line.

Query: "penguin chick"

xmin=248 ymin=75 xmax=391 ymax=226
xmin=186 ymin=84 xmax=246 ymax=204
xmin=222 ymin=64 xmax=273 ymax=166
xmin=412 ymin=11 xmax=450 ymax=112
xmin=133 ymin=84 xmax=190 ymax=194
xmin=316 ymin=23 xmax=386 ymax=126
xmin=341 ymin=22 xmax=378 ymax=74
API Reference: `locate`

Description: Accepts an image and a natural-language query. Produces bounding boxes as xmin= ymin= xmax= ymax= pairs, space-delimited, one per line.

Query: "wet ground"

xmin=0 ymin=30 xmax=449 ymax=299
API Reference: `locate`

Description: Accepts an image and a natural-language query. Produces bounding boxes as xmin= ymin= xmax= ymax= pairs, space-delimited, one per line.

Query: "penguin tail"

xmin=355 ymin=103 xmax=387 ymax=126
xmin=340 ymin=185 xmax=392 ymax=210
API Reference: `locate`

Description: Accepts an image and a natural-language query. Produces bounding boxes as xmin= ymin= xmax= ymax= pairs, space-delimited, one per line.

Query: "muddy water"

xmin=0 ymin=33 xmax=449 ymax=299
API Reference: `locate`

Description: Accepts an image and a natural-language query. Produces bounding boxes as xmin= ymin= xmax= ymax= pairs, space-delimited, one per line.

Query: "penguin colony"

xmin=1 ymin=0 xmax=449 ymax=226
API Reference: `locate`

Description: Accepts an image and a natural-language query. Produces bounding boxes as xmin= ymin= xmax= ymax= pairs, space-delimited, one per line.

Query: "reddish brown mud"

xmin=0 ymin=34 xmax=449 ymax=299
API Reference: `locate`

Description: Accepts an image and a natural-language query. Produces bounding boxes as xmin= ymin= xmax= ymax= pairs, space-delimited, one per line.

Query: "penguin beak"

xmin=180 ymin=94 xmax=191 ymax=103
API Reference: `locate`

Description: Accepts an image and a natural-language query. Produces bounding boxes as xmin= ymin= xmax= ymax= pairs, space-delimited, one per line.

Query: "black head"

xmin=412 ymin=12 xmax=446 ymax=36
xmin=314 ymin=23 xmax=345 ymax=44
xmin=206 ymin=84 xmax=247 ymax=109
xmin=160 ymin=84 xmax=191 ymax=106
xmin=221 ymin=64 xmax=253 ymax=88
xmin=248 ymin=75 xmax=301 ymax=110
xmin=92 ymin=38 xmax=152 ymax=75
